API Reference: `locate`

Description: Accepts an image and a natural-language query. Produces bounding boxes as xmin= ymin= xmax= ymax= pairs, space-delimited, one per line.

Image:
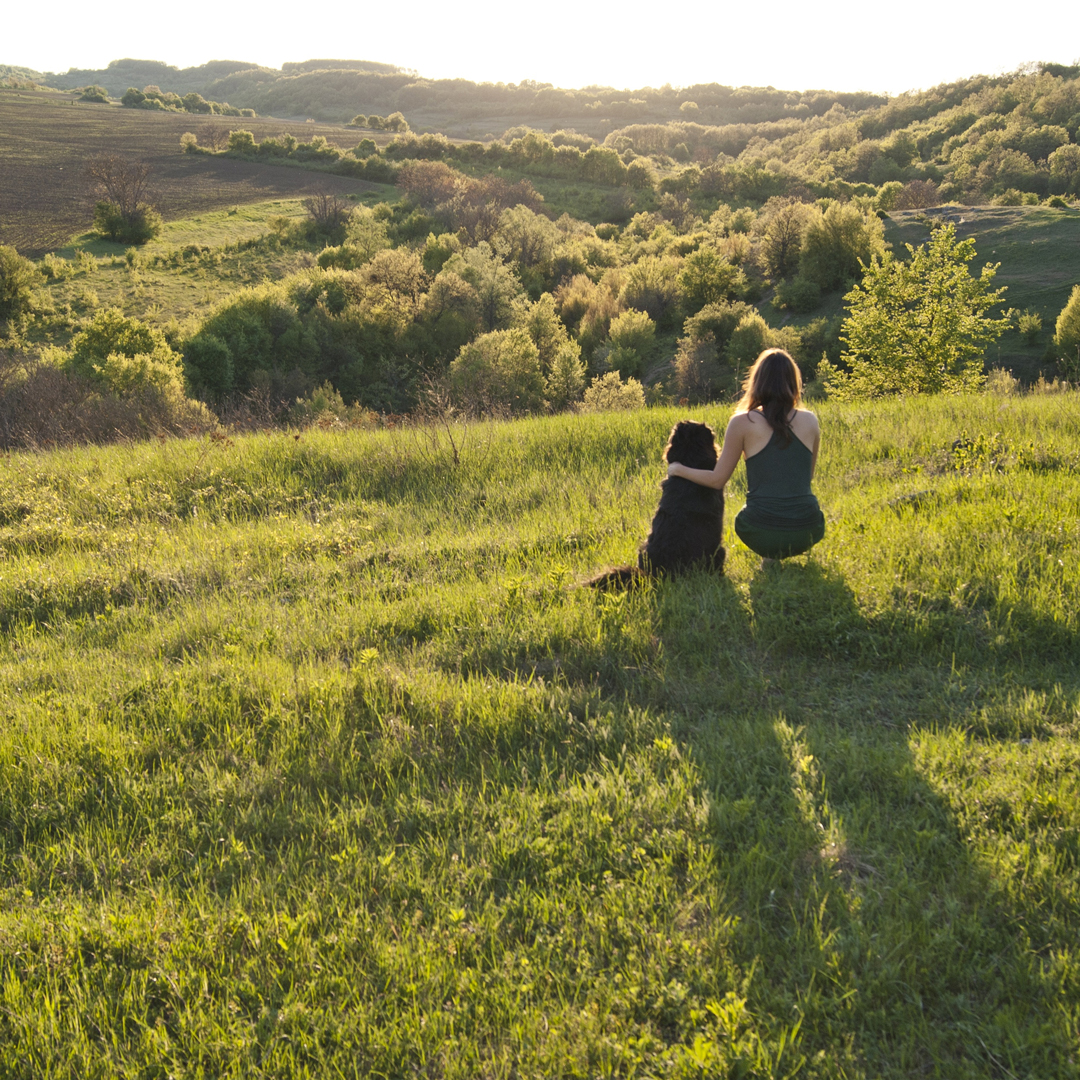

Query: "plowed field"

xmin=0 ymin=89 xmax=378 ymax=255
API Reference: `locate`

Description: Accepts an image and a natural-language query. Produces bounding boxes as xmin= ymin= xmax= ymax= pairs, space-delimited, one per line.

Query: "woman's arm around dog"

xmin=667 ymin=414 xmax=751 ymax=489
xmin=668 ymin=410 xmax=820 ymax=489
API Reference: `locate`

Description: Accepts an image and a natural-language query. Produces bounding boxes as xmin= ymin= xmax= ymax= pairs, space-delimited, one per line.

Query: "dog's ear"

xmin=663 ymin=421 xmax=692 ymax=465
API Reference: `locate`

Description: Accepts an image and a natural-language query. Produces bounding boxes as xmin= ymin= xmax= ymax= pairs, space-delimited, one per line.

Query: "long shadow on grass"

xmin=664 ymin=561 xmax=1075 ymax=1078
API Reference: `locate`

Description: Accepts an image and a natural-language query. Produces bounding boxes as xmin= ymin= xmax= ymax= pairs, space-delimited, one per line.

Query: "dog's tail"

xmin=579 ymin=565 xmax=645 ymax=589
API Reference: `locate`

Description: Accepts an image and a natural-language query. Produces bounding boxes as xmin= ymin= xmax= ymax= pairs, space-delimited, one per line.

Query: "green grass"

xmin=885 ymin=206 xmax=1080 ymax=381
xmin=26 ymin=200 xmax=345 ymax=340
xmin=0 ymin=393 xmax=1078 ymax=1076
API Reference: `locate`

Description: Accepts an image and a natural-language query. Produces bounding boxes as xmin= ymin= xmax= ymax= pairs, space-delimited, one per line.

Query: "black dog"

xmin=586 ymin=420 xmax=725 ymax=587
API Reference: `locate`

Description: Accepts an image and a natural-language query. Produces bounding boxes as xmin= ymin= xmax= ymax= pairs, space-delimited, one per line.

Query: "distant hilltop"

xmin=7 ymin=56 xmax=888 ymax=136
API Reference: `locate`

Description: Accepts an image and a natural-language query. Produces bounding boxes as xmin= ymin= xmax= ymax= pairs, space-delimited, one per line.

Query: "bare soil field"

xmin=0 ymin=90 xmax=378 ymax=255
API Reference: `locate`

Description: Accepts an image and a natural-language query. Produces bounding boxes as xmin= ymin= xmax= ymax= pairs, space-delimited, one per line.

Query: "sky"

xmin=6 ymin=0 xmax=1079 ymax=96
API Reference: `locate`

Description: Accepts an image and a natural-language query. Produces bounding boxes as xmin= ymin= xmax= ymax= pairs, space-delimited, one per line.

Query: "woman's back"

xmin=740 ymin=425 xmax=821 ymax=531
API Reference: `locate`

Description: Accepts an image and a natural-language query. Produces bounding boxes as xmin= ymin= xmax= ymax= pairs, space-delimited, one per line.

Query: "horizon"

xmin=6 ymin=0 xmax=1080 ymax=99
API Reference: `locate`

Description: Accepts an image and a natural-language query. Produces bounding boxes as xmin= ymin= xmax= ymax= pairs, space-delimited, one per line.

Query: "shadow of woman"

xmin=667 ymin=559 xmax=1076 ymax=1077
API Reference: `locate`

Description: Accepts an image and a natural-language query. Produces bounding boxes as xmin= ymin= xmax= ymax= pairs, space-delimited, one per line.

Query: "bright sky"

xmin=6 ymin=0 xmax=1079 ymax=96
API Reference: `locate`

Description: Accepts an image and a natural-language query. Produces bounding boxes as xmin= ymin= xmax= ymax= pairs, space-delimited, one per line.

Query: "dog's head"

xmin=663 ymin=420 xmax=718 ymax=470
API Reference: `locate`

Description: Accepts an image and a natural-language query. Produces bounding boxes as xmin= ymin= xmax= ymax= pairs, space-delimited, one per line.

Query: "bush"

xmin=1018 ymin=308 xmax=1043 ymax=344
xmin=67 ymin=308 xmax=178 ymax=382
xmin=678 ymin=248 xmax=748 ymax=315
xmin=0 ymin=245 xmax=43 ymax=324
xmin=602 ymin=309 xmax=655 ymax=377
xmin=773 ymin=274 xmax=822 ymax=314
xmin=800 ymin=202 xmax=886 ymax=292
xmin=1054 ymin=284 xmax=1080 ymax=378
xmin=184 ymin=333 xmax=234 ymax=399
xmin=92 ymin=201 xmax=162 ymax=245
xmin=620 ymin=255 xmax=682 ymax=327
xmin=449 ymin=329 xmax=545 ymax=414
xmin=578 ymin=371 xmax=646 ymax=412
xmin=227 ymin=130 xmax=257 ymax=154
xmin=672 ymin=333 xmax=725 ymax=403
xmin=726 ymin=311 xmax=773 ymax=371
xmin=0 ymin=350 xmax=213 ymax=449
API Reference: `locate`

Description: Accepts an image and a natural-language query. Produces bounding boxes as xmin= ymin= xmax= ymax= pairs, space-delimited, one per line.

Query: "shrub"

xmin=184 ymin=333 xmax=234 ymax=399
xmin=774 ymin=274 xmax=822 ymax=314
xmin=620 ymin=255 xmax=682 ymax=327
xmin=0 ymin=350 xmax=213 ymax=448
xmin=0 ymin=245 xmax=43 ymax=323
xmin=227 ymin=130 xmax=257 ymax=154
xmin=578 ymin=371 xmax=646 ymax=412
xmin=92 ymin=201 xmax=162 ymax=245
xmin=800 ymin=202 xmax=886 ymax=292
xmin=602 ymin=309 xmax=656 ymax=377
xmin=68 ymin=308 xmax=177 ymax=382
xmin=1018 ymin=309 xmax=1043 ymax=344
xmin=449 ymin=328 xmax=545 ymax=414
xmin=726 ymin=312 xmax=773 ymax=371
xmin=544 ymin=342 xmax=587 ymax=411
xmin=672 ymin=333 xmax=725 ymax=403
xmin=1054 ymin=284 xmax=1080 ymax=378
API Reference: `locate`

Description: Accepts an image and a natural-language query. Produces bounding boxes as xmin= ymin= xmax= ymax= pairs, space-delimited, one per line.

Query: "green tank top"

xmin=741 ymin=426 xmax=821 ymax=530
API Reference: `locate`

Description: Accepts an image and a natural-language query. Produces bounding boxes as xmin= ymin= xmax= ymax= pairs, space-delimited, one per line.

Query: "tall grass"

xmin=0 ymin=394 xmax=1078 ymax=1077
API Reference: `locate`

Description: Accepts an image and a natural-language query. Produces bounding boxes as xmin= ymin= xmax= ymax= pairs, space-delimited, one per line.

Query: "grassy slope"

xmin=0 ymin=394 xmax=1078 ymax=1077
xmin=885 ymin=206 xmax=1080 ymax=381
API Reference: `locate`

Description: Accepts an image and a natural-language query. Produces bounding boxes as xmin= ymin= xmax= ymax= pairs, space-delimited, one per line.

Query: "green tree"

xmin=601 ymin=309 xmax=655 ymax=377
xmin=620 ymin=255 xmax=682 ymax=327
xmin=227 ymin=129 xmax=257 ymax=154
xmin=677 ymin=247 xmax=747 ymax=314
xmin=800 ymin=201 xmax=885 ymax=292
xmin=823 ymin=223 xmax=1009 ymax=398
xmin=0 ymin=245 xmax=43 ymax=324
xmin=1054 ymin=284 xmax=1080 ymax=378
xmin=443 ymin=243 xmax=522 ymax=332
xmin=449 ymin=329 xmax=545 ymax=414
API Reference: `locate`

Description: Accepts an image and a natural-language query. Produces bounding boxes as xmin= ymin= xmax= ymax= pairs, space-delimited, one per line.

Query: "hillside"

xmin=0 ymin=396 xmax=1077 ymax=1074
xmin=0 ymin=89 xmax=379 ymax=255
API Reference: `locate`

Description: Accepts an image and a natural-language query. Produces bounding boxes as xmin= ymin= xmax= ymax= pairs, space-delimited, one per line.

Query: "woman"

xmin=667 ymin=348 xmax=824 ymax=564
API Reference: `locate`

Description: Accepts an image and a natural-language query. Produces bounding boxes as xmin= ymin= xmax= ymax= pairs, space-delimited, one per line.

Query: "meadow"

xmin=1 ymin=391 xmax=1078 ymax=1077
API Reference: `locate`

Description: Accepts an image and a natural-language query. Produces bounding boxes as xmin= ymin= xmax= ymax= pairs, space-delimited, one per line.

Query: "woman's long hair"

xmin=736 ymin=348 xmax=803 ymax=443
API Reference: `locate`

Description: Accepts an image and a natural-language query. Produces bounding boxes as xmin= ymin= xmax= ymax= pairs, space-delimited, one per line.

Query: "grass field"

xmin=0 ymin=393 xmax=1078 ymax=1076
xmin=0 ymin=89 xmax=378 ymax=256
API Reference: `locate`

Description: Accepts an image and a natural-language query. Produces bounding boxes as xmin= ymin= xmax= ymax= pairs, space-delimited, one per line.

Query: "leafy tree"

xmin=800 ymin=202 xmax=885 ymax=292
xmin=759 ymin=198 xmax=812 ymax=280
xmin=443 ymin=243 xmax=522 ymax=332
xmin=620 ymin=255 xmax=682 ymax=327
xmin=544 ymin=342 xmax=587 ymax=410
xmin=822 ymin=223 xmax=1009 ymax=398
xmin=449 ymin=329 xmax=545 ymax=414
xmin=0 ymin=245 xmax=43 ymax=324
xmin=579 ymin=371 xmax=645 ymax=412
xmin=227 ymin=130 xmax=257 ymax=154
xmin=1054 ymin=284 xmax=1080 ymax=378
xmin=601 ymin=309 xmax=655 ymax=377
xmin=677 ymin=247 xmax=747 ymax=314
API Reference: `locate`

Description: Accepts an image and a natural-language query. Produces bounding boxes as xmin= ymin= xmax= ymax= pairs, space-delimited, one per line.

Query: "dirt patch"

xmin=0 ymin=90 xmax=379 ymax=255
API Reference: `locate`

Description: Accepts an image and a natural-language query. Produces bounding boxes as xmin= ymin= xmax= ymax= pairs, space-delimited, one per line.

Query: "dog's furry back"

xmin=585 ymin=420 xmax=725 ymax=587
